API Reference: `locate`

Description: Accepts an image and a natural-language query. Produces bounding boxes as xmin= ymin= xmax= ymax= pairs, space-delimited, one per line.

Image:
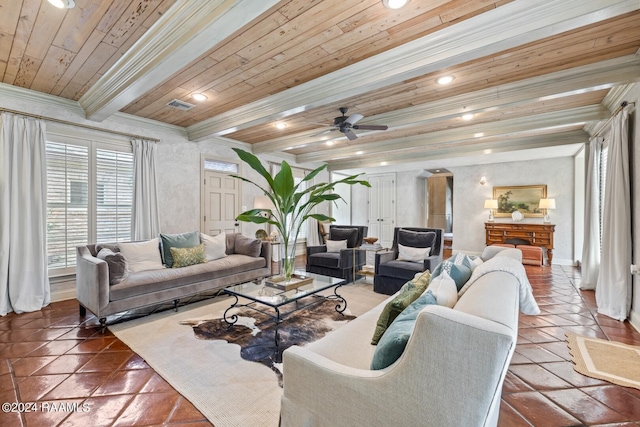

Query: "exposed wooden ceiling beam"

xmin=296 ymin=105 xmax=608 ymax=163
xmin=326 ymin=131 xmax=589 ymax=171
xmin=251 ymin=54 xmax=640 ymax=154
xmin=79 ymin=0 xmax=280 ymax=122
xmin=186 ymin=0 xmax=639 ymax=141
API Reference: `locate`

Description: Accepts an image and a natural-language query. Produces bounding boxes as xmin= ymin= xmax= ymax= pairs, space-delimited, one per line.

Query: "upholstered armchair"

xmin=306 ymin=225 xmax=368 ymax=283
xmin=374 ymin=227 xmax=444 ymax=295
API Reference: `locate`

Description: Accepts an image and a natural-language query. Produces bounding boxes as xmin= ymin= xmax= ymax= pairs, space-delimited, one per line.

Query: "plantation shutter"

xmin=46 ymin=142 xmax=89 ymax=270
xmin=96 ymin=148 xmax=134 ymax=242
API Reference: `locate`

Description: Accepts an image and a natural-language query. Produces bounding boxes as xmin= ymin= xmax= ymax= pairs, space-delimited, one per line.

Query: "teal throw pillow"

xmin=371 ymin=290 xmax=438 ymax=370
xmin=160 ymin=231 xmax=200 ymax=268
xmin=371 ymin=277 xmax=430 ymax=345
xmin=431 ymin=260 xmax=472 ymax=291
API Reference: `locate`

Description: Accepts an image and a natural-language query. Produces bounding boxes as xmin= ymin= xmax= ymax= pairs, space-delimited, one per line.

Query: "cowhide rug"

xmin=180 ymin=299 xmax=355 ymax=385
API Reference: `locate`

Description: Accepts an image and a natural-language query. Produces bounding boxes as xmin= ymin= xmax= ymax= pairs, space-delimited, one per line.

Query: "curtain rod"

xmin=267 ymin=160 xmax=314 ymax=174
xmin=591 ymin=101 xmax=635 ymax=139
xmin=0 ymin=107 xmax=160 ymax=142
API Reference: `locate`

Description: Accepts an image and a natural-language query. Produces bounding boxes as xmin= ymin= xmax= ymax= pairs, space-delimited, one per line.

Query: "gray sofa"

xmin=76 ymin=232 xmax=271 ymax=329
xmin=281 ymin=247 xmax=537 ymax=427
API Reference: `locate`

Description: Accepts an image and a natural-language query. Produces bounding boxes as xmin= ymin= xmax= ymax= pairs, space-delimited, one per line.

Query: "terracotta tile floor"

xmin=1 ymin=264 xmax=640 ymax=426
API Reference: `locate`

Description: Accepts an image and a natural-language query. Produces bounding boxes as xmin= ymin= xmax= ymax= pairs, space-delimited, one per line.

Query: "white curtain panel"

xmin=596 ymin=106 xmax=632 ymax=321
xmin=131 ymin=139 xmax=160 ymax=240
xmin=0 ymin=113 xmax=50 ymax=315
xmin=579 ymin=137 xmax=602 ymax=290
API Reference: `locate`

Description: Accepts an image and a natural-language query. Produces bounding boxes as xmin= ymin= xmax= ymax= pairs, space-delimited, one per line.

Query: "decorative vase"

xmin=280 ymin=241 xmax=296 ymax=282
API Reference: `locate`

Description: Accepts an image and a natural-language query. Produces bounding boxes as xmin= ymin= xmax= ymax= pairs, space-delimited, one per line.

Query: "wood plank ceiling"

xmin=1 ymin=0 xmax=639 ymax=171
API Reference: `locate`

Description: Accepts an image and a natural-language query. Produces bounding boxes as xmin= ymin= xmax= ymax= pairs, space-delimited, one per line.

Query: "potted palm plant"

xmin=230 ymin=148 xmax=370 ymax=282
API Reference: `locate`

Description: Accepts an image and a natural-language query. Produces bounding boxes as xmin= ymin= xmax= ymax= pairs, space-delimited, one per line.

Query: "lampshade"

xmin=484 ymin=199 xmax=498 ymax=209
xmin=539 ymin=198 xmax=556 ymax=210
xmin=253 ymin=195 xmax=275 ymax=210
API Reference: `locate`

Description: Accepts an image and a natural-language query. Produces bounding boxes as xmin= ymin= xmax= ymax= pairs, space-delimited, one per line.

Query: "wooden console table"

xmin=485 ymin=223 xmax=555 ymax=264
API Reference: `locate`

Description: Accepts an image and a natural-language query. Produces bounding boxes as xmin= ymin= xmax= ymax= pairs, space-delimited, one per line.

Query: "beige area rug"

xmin=566 ymin=332 xmax=640 ymax=390
xmin=108 ymin=282 xmax=386 ymax=427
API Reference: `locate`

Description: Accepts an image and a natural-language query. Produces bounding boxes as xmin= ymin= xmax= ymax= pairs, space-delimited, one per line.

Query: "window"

xmin=46 ymin=138 xmax=133 ymax=275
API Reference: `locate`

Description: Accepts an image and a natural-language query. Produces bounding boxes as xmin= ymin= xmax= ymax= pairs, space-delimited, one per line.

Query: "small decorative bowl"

xmin=364 ymin=237 xmax=378 ymax=244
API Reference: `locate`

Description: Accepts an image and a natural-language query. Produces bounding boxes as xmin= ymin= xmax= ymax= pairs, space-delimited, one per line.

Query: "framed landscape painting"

xmin=493 ymin=185 xmax=547 ymax=218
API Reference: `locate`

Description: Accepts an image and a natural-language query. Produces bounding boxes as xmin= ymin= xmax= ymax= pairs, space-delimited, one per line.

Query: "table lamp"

xmin=484 ymin=199 xmax=498 ymax=222
xmin=539 ymin=198 xmax=556 ymax=224
xmin=253 ymin=195 xmax=275 ymax=218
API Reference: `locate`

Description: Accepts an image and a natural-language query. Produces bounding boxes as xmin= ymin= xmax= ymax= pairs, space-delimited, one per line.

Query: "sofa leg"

xmin=99 ymin=318 xmax=106 ymax=333
xmin=79 ymin=304 xmax=86 ymax=316
xmin=173 ymin=299 xmax=179 ymax=312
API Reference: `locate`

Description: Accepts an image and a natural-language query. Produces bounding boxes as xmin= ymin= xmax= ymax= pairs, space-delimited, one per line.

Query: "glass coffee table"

xmin=223 ymin=271 xmax=347 ymax=362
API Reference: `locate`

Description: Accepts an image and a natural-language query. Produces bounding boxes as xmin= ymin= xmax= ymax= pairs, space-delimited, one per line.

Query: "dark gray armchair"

xmin=306 ymin=225 xmax=368 ymax=283
xmin=373 ymin=227 xmax=444 ymax=295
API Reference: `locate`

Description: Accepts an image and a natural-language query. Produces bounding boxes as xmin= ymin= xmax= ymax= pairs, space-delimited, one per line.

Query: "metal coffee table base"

xmin=223 ymin=283 xmax=346 ymax=362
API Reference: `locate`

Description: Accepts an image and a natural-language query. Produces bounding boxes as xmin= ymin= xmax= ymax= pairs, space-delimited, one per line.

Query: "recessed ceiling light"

xmin=356 ymin=151 xmax=364 ymax=155
xmin=275 ymin=122 xmax=287 ymax=130
xmin=462 ymin=113 xmax=474 ymax=121
xmin=326 ymin=140 xmax=334 ymax=146
xmin=380 ymin=161 xmax=388 ymax=166
xmin=436 ymin=76 xmax=454 ymax=85
xmin=382 ymin=0 xmax=408 ymax=9
xmin=192 ymin=93 xmax=207 ymax=102
xmin=474 ymin=132 xmax=484 ymax=138
xmin=48 ymin=0 xmax=75 ymax=8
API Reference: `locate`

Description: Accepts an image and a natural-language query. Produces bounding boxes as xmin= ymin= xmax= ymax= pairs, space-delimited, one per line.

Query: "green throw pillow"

xmin=371 ymin=276 xmax=430 ymax=345
xmin=161 ymin=231 xmax=200 ymax=267
xmin=371 ymin=290 xmax=438 ymax=370
xmin=170 ymin=244 xmax=206 ymax=268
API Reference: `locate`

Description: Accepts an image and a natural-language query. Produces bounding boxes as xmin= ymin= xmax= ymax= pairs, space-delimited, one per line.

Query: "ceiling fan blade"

xmin=353 ymin=125 xmax=388 ymax=131
xmin=310 ymin=128 xmax=336 ymax=137
xmin=345 ymin=113 xmax=363 ymax=125
xmin=344 ymin=129 xmax=358 ymax=140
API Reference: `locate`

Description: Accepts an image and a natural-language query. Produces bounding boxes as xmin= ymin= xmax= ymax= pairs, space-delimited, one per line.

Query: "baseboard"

xmin=630 ymin=310 xmax=640 ymax=333
xmin=51 ymin=287 xmax=76 ymax=303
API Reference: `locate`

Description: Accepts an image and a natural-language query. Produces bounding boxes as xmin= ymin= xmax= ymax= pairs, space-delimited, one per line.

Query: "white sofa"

xmin=281 ymin=247 xmax=537 ymax=427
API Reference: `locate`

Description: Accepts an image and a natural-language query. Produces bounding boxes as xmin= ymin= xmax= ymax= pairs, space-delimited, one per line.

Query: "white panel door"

xmin=202 ymin=170 xmax=240 ymax=235
xmin=368 ymin=173 xmax=396 ymax=248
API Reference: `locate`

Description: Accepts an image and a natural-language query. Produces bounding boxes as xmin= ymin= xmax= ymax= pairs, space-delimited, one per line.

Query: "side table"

xmin=357 ymin=243 xmax=384 ymax=282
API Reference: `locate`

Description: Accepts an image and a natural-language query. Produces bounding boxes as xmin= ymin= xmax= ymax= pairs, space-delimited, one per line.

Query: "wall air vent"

xmin=166 ymin=99 xmax=195 ymax=111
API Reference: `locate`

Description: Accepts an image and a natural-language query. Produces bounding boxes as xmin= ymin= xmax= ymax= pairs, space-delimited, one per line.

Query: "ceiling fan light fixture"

xmin=382 ymin=0 xmax=408 ymax=9
xmin=48 ymin=0 xmax=75 ymax=8
xmin=192 ymin=93 xmax=207 ymax=102
xmin=436 ymin=75 xmax=454 ymax=85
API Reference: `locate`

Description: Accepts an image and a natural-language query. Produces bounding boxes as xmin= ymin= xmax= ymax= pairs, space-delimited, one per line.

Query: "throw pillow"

xmin=234 ymin=234 xmax=262 ymax=257
xmin=119 ymin=238 xmax=164 ymax=273
xmin=431 ymin=260 xmax=472 ymax=291
xmin=160 ymin=231 xmax=200 ymax=268
xmin=96 ymin=248 xmax=128 ymax=285
xmin=397 ymin=229 xmax=435 ymax=249
xmin=428 ymin=270 xmax=457 ymax=308
xmin=412 ymin=270 xmax=431 ymax=287
xmin=371 ymin=290 xmax=438 ymax=370
xmin=371 ymin=279 xmax=429 ymax=345
xmin=200 ymin=232 xmax=227 ymax=261
xmin=397 ymin=244 xmax=431 ymax=262
xmin=329 ymin=227 xmax=359 ymax=248
xmin=326 ymin=239 xmax=347 ymax=253
xmin=171 ymin=244 xmax=206 ymax=268
xmin=95 ymin=243 xmax=119 ymax=254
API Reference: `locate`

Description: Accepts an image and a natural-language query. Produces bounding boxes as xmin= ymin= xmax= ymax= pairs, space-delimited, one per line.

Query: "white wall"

xmin=449 ymin=157 xmax=575 ymax=264
xmin=625 ymin=85 xmax=640 ymax=331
